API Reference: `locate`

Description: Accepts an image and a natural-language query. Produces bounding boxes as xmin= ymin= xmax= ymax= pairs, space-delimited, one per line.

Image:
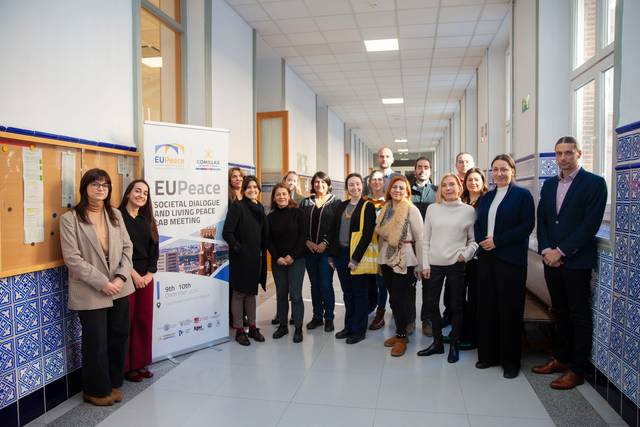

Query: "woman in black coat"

xmin=222 ymin=175 xmax=268 ymax=346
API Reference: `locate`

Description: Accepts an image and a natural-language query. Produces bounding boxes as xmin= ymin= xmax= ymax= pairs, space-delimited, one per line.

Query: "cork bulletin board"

xmin=0 ymin=131 xmax=139 ymax=277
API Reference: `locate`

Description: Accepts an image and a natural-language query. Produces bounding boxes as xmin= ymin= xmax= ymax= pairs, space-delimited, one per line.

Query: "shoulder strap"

xmin=358 ymin=201 xmax=369 ymax=232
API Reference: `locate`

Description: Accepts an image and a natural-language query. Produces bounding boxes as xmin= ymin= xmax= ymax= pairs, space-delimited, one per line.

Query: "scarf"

xmin=375 ymin=199 xmax=411 ymax=273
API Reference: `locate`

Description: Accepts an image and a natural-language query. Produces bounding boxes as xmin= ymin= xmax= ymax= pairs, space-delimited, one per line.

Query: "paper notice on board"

xmin=22 ymin=148 xmax=45 ymax=243
xmin=61 ymin=152 xmax=76 ymax=207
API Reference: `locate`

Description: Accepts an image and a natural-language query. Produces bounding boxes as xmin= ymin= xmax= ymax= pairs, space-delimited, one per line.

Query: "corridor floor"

xmin=30 ymin=275 xmax=627 ymax=427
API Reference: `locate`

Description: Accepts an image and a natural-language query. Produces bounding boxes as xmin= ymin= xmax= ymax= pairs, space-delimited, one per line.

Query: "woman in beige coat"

xmin=60 ymin=168 xmax=133 ymax=406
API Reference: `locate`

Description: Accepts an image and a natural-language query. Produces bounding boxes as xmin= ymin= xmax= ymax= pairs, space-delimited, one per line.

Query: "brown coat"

xmin=60 ymin=208 xmax=134 ymax=310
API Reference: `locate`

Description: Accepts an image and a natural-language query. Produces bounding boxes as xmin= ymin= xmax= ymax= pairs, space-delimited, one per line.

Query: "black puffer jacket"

xmin=299 ymin=194 xmax=341 ymax=249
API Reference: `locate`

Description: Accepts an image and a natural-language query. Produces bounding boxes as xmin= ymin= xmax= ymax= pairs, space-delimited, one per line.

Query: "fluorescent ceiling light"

xmin=397 ymin=148 xmax=409 ymax=153
xmin=395 ymin=139 xmax=408 ymax=143
xmin=364 ymin=38 xmax=399 ymax=52
xmin=142 ymin=57 xmax=163 ymax=68
xmin=382 ymin=98 xmax=404 ymax=104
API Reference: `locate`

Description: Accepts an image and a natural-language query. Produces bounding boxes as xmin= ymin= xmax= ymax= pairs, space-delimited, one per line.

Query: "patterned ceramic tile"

xmin=631 ymin=204 xmax=640 ymax=235
xmin=599 ymin=257 xmax=613 ymax=289
xmin=622 ymin=363 xmax=638 ymax=403
xmin=612 ymin=295 xmax=627 ymax=328
xmin=64 ymin=313 xmax=82 ymax=344
xmin=62 ymin=286 xmax=71 ymax=318
xmin=40 ymin=292 xmax=63 ymax=326
xmin=40 ymin=268 xmax=61 ymax=295
xmin=66 ymin=341 xmax=82 ymax=372
xmin=596 ymin=339 xmax=608 ymax=373
xmin=614 ymin=263 xmax=629 ymax=296
xmin=615 ymin=234 xmax=629 ymax=263
xmin=42 ymin=321 xmax=64 ymax=355
xmin=629 ymin=268 xmax=640 ymax=301
xmin=15 ymin=330 xmax=41 ymax=367
xmin=598 ymin=286 xmax=612 ymax=317
xmin=618 ymin=134 xmax=632 ymax=162
xmin=610 ymin=324 xmax=625 ymax=358
xmin=616 ymin=170 xmax=630 ymax=202
xmin=599 ymin=247 xmax=614 ymax=260
xmin=631 ymin=169 xmax=640 ymax=201
xmin=0 ymin=306 xmax=12 ymax=339
xmin=11 ymin=272 xmax=38 ymax=302
xmin=616 ymin=203 xmax=630 ymax=233
xmin=624 ymin=333 xmax=640 ymax=370
xmin=0 ymin=277 xmax=10 ymax=307
xmin=0 ymin=339 xmax=14 ymax=373
xmin=597 ymin=313 xmax=611 ymax=344
xmin=632 ymin=134 xmax=640 ymax=161
xmin=44 ymin=349 xmax=65 ymax=384
xmin=0 ymin=371 xmax=17 ymax=406
xmin=60 ymin=266 xmax=68 ymax=288
xmin=18 ymin=358 xmax=43 ymax=398
xmin=630 ymin=236 xmax=640 ymax=266
xmin=539 ymin=156 xmax=558 ymax=178
xmin=626 ymin=301 xmax=640 ymax=337
xmin=13 ymin=298 xmax=40 ymax=334
xmin=609 ymin=352 xmax=623 ymax=388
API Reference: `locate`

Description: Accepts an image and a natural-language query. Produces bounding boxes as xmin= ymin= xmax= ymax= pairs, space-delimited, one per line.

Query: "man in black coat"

xmin=532 ymin=136 xmax=607 ymax=389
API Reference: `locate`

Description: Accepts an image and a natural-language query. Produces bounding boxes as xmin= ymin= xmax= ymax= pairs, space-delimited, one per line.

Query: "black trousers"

xmin=78 ymin=296 xmax=130 ymax=397
xmin=381 ymin=265 xmax=414 ymax=336
xmin=426 ymin=263 xmax=466 ymax=340
xmin=460 ymin=259 xmax=479 ymax=344
xmin=544 ymin=265 xmax=593 ymax=374
xmin=477 ymin=252 xmax=526 ymax=372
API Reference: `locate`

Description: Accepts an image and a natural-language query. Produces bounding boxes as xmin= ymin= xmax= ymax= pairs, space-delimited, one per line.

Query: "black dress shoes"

xmin=335 ymin=329 xmax=350 ymax=339
xmin=417 ymin=339 xmax=444 ymax=356
xmin=475 ymin=361 xmax=494 ymax=369
xmin=272 ymin=326 xmax=288 ymax=339
xmin=306 ymin=318 xmax=323 ymax=330
xmin=324 ymin=319 xmax=335 ymax=332
xmin=248 ymin=328 xmax=265 ymax=342
xmin=447 ymin=342 xmax=459 ymax=363
xmin=293 ymin=327 xmax=303 ymax=343
xmin=346 ymin=334 xmax=365 ymax=344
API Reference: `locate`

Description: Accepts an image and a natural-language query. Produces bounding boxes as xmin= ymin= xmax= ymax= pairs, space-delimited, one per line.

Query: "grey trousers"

xmin=272 ymin=258 xmax=305 ymax=328
xmin=231 ymin=290 xmax=256 ymax=329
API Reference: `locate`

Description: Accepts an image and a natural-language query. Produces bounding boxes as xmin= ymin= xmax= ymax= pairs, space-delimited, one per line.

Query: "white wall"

xmin=0 ymin=0 xmax=134 ymax=145
xmin=316 ymin=100 xmax=329 ymax=175
xmin=488 ymin=13 xmax=510 ymax=160
xmin=212 ymin=0 xmax=254 ymax=165
xmin=538 ymin=0 xmax=571 ymax=152
xmin=618 ymin=0 xmax=640 ymax=127
xmin=327 ymin=107 xmax=345 ymax=182
xmin=464 ymin=75 xmax=478 ymax=160
xmin=186 ymin=0 xmax=207 ymax=127
xmin=285 ymin=65 xmax=316 ymax=175
xmin=477 ymin=52 xmax=489 ymax=168
xmin=256 ymin=35 xmax=284 ymax=113
xmin=512 ymin=0 xmax=538 ymax=159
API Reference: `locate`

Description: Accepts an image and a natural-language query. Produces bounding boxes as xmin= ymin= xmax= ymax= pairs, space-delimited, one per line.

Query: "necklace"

xmin=344 ymin=203 xmax=356 ymax=219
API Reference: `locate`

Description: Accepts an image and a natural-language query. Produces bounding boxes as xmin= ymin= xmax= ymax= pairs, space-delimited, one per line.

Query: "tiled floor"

xmin=28 ymin=275 xmax=628 ymax=427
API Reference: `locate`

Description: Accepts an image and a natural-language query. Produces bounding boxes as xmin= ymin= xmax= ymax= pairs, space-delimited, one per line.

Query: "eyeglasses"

xmin=90 ymin=182 xmax=111 ymax=190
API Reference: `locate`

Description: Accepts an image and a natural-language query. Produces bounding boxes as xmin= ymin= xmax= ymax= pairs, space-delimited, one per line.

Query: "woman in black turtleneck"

xmin=267 ymin=183 xmax=306 ymax=343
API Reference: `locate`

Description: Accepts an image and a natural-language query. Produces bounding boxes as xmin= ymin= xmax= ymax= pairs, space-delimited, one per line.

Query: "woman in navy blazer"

xmin=474 ymin=154 xmax=534 ymax=379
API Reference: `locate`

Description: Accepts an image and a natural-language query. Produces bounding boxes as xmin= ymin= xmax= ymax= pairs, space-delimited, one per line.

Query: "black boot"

xmin=447 ymin=341 xmax=459 ymax=363
xmin=248 ymin=327 xmax=265 ymax=342
xmin=324 ymin=319 xmax=334 ymax=332
xmin=417 ymin=338 xmax=444 ymax=356
xmin=272 ymin=326 xmax=288 ymax=339
xmin=293 ymin=327 xmax=303 ymax=343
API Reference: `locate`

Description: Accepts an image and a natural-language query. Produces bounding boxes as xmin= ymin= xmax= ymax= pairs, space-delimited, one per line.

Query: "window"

xmin=571 ymin=0 xmax=616 ymax=237
xmin=140 ymin=1 xmax=183 ymax=123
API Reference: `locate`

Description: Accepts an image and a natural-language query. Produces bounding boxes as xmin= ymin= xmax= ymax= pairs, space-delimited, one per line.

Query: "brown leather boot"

xmin=110 ymin=388 xmax=123 ymax=403
xmin=369 ymin=308 xmax=386 ymax=330
xmin=391 ymin=337 xmax=408 ymax=357
xmin=83 ymin=394 xmax=114 ymax=406
xmin=532 ymin=359 xmax=569 ymax=374
xmin=550 ymin=370 xmax=584 ymax=389
xmin=384 ymin=336 xmax=398 ymax=347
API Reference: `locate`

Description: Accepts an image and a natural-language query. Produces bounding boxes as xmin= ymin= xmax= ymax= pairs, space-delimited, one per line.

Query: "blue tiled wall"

xmin=0 ymin=267 xmax=82 ymax=425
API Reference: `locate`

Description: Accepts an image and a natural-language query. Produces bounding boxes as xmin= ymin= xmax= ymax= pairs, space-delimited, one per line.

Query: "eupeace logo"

xmin=154 ymin=143 xmax=185 ymax=168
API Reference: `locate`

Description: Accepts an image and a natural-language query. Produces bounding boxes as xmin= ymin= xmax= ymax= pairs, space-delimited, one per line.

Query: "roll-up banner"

xmin=143 ymin=121 xmax=230 ymax=361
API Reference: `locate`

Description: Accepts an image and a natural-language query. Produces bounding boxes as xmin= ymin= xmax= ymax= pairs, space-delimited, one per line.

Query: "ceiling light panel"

xmin=364 ymin=38 xmax=399 ymax=52
xmin=382 ymin=98 xmax=404 ymax=104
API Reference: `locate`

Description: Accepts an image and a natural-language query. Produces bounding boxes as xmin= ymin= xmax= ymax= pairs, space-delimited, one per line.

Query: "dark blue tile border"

xmin=594 ymin=365 xmax=640 ymax=427
xmin=616 ymin=120 xmax=640 ymax=135
xmin=615 ymin=161 xmax=640 ymax=171
xmin=0 ymin=402 xmax=18 ymax=427
xmin=45 ymin=376 xmax=67 ymax=411
xmin=18 ymin=387 xmax=44 ymax=426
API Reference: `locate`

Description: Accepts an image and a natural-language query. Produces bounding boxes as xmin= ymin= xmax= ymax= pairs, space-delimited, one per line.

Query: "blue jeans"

xmin=335 ymin=247 xmax=370 ymax=336
xmin=305 ymin=252 xmax=335 ymax=320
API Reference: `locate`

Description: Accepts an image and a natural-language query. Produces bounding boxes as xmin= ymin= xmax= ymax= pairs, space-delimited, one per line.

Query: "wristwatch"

xmin=115 ymin=274 xmax=127 ymax=282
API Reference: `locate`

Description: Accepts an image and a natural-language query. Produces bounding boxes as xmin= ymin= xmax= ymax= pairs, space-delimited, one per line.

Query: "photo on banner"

xmin=143 ymin=121 xmax=230 ymax=361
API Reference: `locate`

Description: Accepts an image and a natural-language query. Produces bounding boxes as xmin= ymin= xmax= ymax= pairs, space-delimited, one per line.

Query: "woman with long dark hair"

xmin=223 ymin=176 xmax=269 ymax=345
xmin=60 ymin=169 xmax=133 ymax=406
xmin=474 ymin=155 xmax=535 ymax=379
xmin=118 ymin=180 xmax=159 ymax=382
xmin=268 ymin=183 xmax=306 ymax=342
xmin=299 ymin=171 xmax=341 ymax=332
xmin=459 ymin=168 xmax=489 ymax=350
xmin=375 ymin=175 xmax=423 ymax=357
xmin=228 ymin=167 xmax=244 ymax=203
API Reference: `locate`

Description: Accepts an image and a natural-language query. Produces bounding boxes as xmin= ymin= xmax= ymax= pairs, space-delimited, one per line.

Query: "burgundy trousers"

xmin=125 ymin=278 xmax=154 ymax=372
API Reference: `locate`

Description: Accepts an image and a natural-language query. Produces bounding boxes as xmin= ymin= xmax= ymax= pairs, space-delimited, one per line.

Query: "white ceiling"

xmin=225 ymin=0 xmax=510 ymax=152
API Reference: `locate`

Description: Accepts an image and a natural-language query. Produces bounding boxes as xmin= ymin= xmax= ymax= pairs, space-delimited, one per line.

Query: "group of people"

xmin=61 ymin=135 xmax=606 ymax=407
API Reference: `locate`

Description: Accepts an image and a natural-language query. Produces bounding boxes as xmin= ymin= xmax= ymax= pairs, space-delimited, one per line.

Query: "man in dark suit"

xmin=533 ymin=136 xmax=607 ymax=389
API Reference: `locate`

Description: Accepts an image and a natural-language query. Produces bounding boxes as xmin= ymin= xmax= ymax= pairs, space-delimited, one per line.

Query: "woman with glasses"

xmin=375 ymin=176 xmax=423 ymax=357
xmin=474 ymin=155 xmax=535 ymax=379
xmin=60 ymin=169 xmax=133 ymax=406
